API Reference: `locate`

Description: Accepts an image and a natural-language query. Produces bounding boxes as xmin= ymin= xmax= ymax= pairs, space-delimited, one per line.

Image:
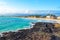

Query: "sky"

xmin=0 ymin=0 xmax=60 ymax=14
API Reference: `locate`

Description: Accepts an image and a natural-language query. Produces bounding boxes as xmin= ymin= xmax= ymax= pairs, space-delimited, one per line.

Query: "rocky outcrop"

xmin=0 ymin=22 xmax=60 ymax=40
xmin=32 ymin=22 xmax=55 ymax=33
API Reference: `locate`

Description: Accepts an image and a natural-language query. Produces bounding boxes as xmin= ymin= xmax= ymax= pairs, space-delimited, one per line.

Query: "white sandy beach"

xmin=23 ymin=18 xmax=60 ymax=24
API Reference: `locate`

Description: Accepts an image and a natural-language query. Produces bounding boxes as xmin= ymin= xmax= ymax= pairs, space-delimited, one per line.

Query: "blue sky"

xmin=0 ymin=0 xmax=60 ymax=14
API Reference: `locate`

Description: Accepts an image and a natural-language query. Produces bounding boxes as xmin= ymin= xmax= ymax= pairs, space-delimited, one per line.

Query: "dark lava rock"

xmin=0 ymin=37 xmax=6 ymax=40
xmin=0 ymin=22 xmax=60 ymax=40
xmin=32 ymin=22 xmax=55 ymax=33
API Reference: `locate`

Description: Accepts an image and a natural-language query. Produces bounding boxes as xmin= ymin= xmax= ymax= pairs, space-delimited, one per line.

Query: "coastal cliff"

xmin=0 ymin=22 xmax=60 ymax=40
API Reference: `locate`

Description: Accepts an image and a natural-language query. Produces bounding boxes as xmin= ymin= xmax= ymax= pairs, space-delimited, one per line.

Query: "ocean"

xmin=0 ymin=17 xmax=56 ymax=33
xmin=0 ymin=17 xmax=37 ymax=33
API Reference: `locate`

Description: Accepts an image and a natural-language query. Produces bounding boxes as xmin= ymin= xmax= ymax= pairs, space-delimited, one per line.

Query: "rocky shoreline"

xmin=0 ymin=22 xmax=60 ymax=40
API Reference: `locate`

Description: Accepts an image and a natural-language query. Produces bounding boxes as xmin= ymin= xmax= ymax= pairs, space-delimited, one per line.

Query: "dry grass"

xmin=54 ymin=23 xmax=60 ymax=28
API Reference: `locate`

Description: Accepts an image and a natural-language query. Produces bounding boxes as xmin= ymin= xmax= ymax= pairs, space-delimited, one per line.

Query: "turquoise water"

xmin=0 ymin=17 xmax=56 ymax=33
xmin=0 ymin=17 xmax=37 ymax=33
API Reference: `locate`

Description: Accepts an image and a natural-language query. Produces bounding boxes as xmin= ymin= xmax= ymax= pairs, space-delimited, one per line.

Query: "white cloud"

xmin=0 ymin=2 xmax=16 ymax=14
xmin=0 ymin=1 xmax=29 ymax=15
xmin=0 ymin=1 xmax=42 ymax=14
xmin=0 ymin=2 xmax=6 ymax=5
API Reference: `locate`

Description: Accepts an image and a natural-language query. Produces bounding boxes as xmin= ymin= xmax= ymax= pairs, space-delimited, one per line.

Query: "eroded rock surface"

xmin=0 ymin=22 xmax=60 ymax=40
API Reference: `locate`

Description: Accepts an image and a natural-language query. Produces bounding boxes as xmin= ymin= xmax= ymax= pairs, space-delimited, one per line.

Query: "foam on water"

xmin=0 ymin=17 xmax=37 ymax=33
xmin=0 ymin=17 xmax=57 ymax=33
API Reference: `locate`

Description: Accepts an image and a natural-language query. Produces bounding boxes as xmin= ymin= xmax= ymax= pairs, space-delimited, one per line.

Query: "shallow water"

xmin=0 ymin=17 xmax=37 ymax=33
xmin=0 ymin=17 xmax=56 ymax=33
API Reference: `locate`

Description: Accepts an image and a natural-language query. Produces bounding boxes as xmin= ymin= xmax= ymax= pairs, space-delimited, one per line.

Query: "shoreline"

xmin=0 ymin=22 xmax=34 ymax=34
xmin=1 ymin=17 xmax=60 ymax=24
xmin=21 ymin=17 xmax=60 ymax=24
xmin=0 ymin=22 xmax=60 ymax=40
xmin=0 ymin=17 xmax=60 ymax=33
xmin=0 ymin=17 xmax=60 ymax=36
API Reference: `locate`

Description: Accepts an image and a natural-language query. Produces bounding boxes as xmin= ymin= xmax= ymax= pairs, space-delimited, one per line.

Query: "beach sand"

xmin=24 ymin=17 xmax=60 ymax=28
